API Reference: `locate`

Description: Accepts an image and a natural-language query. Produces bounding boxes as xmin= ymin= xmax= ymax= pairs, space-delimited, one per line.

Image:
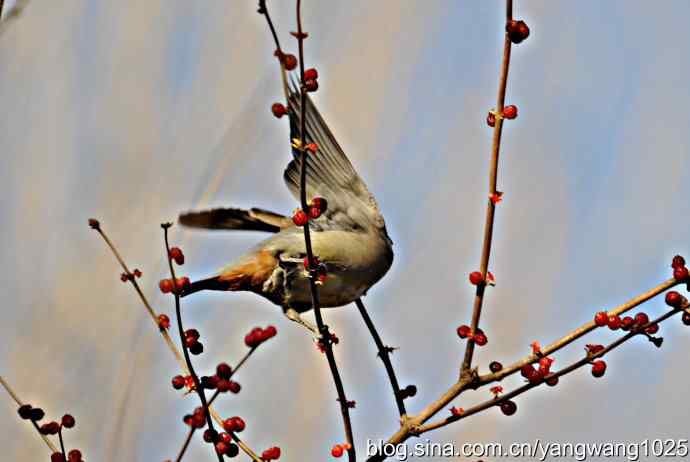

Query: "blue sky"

xmin=1 ymin=1 xmax=689 ymax=461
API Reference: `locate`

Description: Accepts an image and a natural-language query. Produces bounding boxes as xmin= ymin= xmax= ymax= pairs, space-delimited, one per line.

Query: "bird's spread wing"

xmin=179 ymin=207 xmax=291 ymax=233
xmin=284 ymin=79 xmax=386 ymax=232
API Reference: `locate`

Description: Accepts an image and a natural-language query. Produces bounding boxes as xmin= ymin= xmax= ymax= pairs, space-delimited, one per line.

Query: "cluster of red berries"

xmin=594 ymin=311 xmax=658 ymax=334
xmin=331 ymin=443 xmax=353 ymax=458
xmin=292 ymin=197 xmax=328 ymax=226
xmin=18 ymin=405 xmax=83 ymax=462
xmin=119 ymin=269 xmax=142 ymax=282
xmin=184 ymin=328 xmax=204 ymax=355
xmin=456 ymin=325 xmax=488 ymax=346
xmin=244 ymin=325 xmax=278 ymax=348
xmin=520 ymin=357 xmax=556 ymax=385
xmin=222 ymin=416 xmax=246 ymax=433
xmin=172 ymin=362 xmax=242 ymax=394
xmin=506 ymin=19 xmax=530 ymax=44
xmin=486 ymin=105 xmax=518 ymax=127
xmin=303 ymin=67 xmax=319 ymax=92
xmin=261 ymin=446 xmax=282 ymax=461
xmin=171 ymin=374 xmax=196 ymax=391
xmin=183 ymin=406 xmax=208 ymax=429
xmin=206 ymin=430 xmax=239 ymax=458
xmin=159 ymin=276 xmax=190 ymax=294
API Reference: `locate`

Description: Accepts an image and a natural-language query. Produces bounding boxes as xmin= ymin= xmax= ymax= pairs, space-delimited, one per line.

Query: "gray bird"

xmin=179 ymin=86 xmax=393 ymax=333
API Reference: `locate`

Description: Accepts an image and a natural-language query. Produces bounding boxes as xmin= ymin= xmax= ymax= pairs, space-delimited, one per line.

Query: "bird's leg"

xmin=284 ymin=307 xmax=319 ymax=335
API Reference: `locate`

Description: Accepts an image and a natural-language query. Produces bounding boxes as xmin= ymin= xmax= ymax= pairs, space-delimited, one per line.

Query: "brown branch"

xmin=162 ymin=223 xmax=223 ymax=462
xmin=418 ymin=304 xmax=685 ymax=433
xmin=292 ymin=1 xmax=355 ymax=458
xmin=365 ymin=277 xmax=683 ymax=461
xmin=461 ymin=0 xmax=514 ymax=378
xmin=355 ymin=298 xmax=407 ymax=418
xmin=0 ymin=375 xmax=60 ymax=453
xmin=90 ymin=221 xmax=262 ymax=462
xmin=174 ymin=427 xmax=196 ymax=462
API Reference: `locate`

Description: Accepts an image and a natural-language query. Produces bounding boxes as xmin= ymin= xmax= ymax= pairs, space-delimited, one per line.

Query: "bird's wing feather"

xmin=284 ymin=78 xmax=386 ymax=231
xmin=179 ymin=207 xmax=291 ymax=233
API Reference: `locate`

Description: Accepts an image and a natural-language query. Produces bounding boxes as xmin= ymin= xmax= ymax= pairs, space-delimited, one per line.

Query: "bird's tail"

xmin=180 ymin=276 xmax=229 ymax=297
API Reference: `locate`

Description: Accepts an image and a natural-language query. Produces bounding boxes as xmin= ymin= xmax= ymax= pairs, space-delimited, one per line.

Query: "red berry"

xmin=216 ymin=363 xmax=232 ymax=380
xmin=120 ymin=273 xmax=128 ymax=282
xmin=172 ymin=375 xmax=185 ymax=389
xmin=308 ymin=205 xmax=322 ymax=219
xmin=682 ymin=312 xmax=690 ymax=326
xmin=40 ymin=422 xmax=60 ymax=435
xmin=665 ymin=291 xmax=684 ymax=308
xmin=474 ymin=332 xmax=488 ymax=346
xmin=157 ymin=314 xmax=170 ymax=329
xmin=184 ymin=375 xmax=195 ymax=390
xmin=17 ymin=404 xmax=33 ymax=420
xmin=159 ymin=279 xmax=173 ymax=294
xmin=30 ymin=408 xmax=45 ymax=421
xmin=61 ymin=414 xmax=75 ymax=428
xmin=305 ymin=79 xmax=318 ymax=92
xmin=672 ymin=255 xmax=686 ymax=269
xmin=174 ymin=277 xmax=190 ymax=291
xmin=620 ymin=316 xmax=634 ymax=331
xmin=192 ymin=412 xmax=206 ymax=429
xmin=264 ymin=325 xmax=277 ymax=339
xmin=67 ymin=449 xmax=82 ymax=462
xmin=133 ymin=268 xmax=142 ymax=278
xmin=292 ymin=209 xmax=308 ymax=226
xmin=520 ymin=364 xmax=536 ymax=378
xmin=228 ymin=381 xmax=241 ymax=394
xmin=486 ymin=112 xmax=496 ymax=127
xmin=271 ymin=103 xmax=287 ymax=118
xmin=215 ymin=442 xmax=229 ymax=455
xmin=645 ymin=323 xmax=659 ymax=334
xmin=585 ymin=344 xmax=605 ymax=355
xmin=87 ymin=218 xmax=100 ymax=229
xmin=185 ymin=328 xmax=200 ymax=341
xmin=545 ymin=375 xmax=559 ymax=387
xmin=673 ymin=266 xmax=689 ymax=281
xmin=607 ymin=314 xmax=622 ymax=330
xmin=304 ymin=68 xmax=318 ymax=81
xmin=591 ymin=360 xmax=607 ymax=378
xmin=203 ymin=429 xmax=218 ymax=443
xmin=634 ymin=312 xmax=649 ymax=326
xmin=594 ymin=311 xmax=609 ymax=326
xmin=231 ymin=416 xmax=245 ymax=432
xmin=51 ymin=453 xmax=66 ymax=462
xmin=456 ymin=325 xmax=471 ymax=339
xmin=311 ymin=197 xmax=327 ymax=213
xmin=502 ymin=105 xmax=518 ymax=119
xmin=331 ymin=445 xmax=344 ymax=458
xmin=189 ymin=341 xmax=204 ymax=355
xmin=283 ymin=54 xmax=298 ymax=71
xmin=217 ymin=380 xmax=231 ymax=393
xmin=225 ymin=443 xmax=239 ymax=457
xmin=500 ymin=400 xmax=517 ymax=416
xmin=169 ymin=247 xmax=185 ymax=265
xmin=506 ymin=19 xmax=530 ymax=44
xmin=469 ymin=271 xmax=484 ymax=285
xmin=489 ymin=361 xmax=503 ymax=373
xmin=538 ymin=357 xmax=553 ymax=374
xmin=219 ymin=432 xmax=232 ymax=443
xmin=305 ymin=143 xmax=318 ymax=154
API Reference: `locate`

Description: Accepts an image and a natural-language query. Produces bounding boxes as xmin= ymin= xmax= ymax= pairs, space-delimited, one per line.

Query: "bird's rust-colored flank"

xmin=218 ymin=250 xmax=277 ymax=291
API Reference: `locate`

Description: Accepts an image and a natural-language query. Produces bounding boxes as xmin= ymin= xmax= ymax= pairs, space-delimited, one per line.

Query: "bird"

xmin=178 ymin=83 xmax=393 ymax=334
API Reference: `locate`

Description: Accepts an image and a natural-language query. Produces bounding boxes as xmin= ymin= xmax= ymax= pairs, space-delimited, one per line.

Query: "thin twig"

xmin=162 ymin=224 xmax=223 ymax=462
xmin=0 ymin=375 xmax=60 ymax=452
xmin=293 ymin=1 xmax=355 ymax=459
xmin=175 ymin=427 xmax=196 ymax=462
xmin=58 ymin=427 xmax=67 ymax=460
xmin=355 ymin=299 xmax=406 ymax=417
xmin=460 ymin=0 xmax=514 ymax=378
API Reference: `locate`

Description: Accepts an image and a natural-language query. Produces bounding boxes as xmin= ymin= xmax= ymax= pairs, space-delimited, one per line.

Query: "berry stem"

xmin=460 ymin=0 xmax=514 ymax=378
xmin=57 ymin=427 xmax=67 ymax=461
xmin=174 ymin=427 xmax=196 ymax=462
xmin=162 ymin=224 xmax=223 ymax=462
xmin=0 ymin=375 xmax=59 ymax=452
xmin=356 ymin=298 xmax=407 ymax=417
